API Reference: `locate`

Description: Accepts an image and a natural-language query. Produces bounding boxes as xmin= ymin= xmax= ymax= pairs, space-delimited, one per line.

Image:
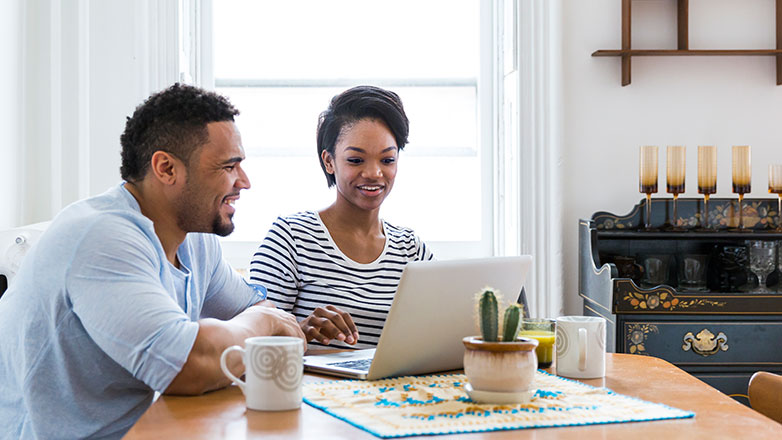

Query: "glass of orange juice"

xmin=519 ymin=318 xmax=557 ymax=369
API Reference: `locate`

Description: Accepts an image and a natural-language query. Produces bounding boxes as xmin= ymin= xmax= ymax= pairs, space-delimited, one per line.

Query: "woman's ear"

xmin=321 ymin=150 xmax=335 ymax=174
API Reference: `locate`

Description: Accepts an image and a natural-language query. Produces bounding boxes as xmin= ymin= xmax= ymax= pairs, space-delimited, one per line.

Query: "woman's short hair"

xmin=316 ymin=85 xmax=409 ymax=187
xmin=120 ymin=83 xmax=239 ymax=182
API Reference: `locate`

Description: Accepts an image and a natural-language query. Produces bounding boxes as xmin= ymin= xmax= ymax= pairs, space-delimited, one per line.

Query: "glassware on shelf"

xmin=777 ymin=241 xmax=782 ymax=293
xmin=748 ymin=240 xmax=776 ymax=293
xmin=677 ymin=254 xmax=709 ymax=292
xmin=666 ymin=146 xmax=686 ymax=231
xmin=697 ymin=146 xmax=717 ymax=231
xmin=769 ymin=164 xmax=782 ymax=232
xmin=732 ymin=146 xmax=751 ymax=231
xmin=639 ymin=146 xmax=659 ymax=230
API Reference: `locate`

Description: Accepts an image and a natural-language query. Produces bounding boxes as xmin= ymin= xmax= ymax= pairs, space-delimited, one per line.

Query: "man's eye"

xmin=225 ymin=165 xmax=236 ymax=171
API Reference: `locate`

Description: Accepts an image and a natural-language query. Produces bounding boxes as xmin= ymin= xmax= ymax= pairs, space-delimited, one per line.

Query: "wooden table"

xmin=125 ymin=354 xmax=782 ymax=439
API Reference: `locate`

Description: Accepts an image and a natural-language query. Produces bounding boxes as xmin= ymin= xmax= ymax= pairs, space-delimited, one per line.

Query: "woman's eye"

xmin=382 ymin=158 xmax=396 ymax=164
xmin=347 ymin=158 xmax=362 ymax=164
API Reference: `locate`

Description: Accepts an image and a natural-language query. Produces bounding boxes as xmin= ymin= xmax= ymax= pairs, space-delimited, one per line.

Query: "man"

xmin=0 ymin=84 xmax=306 ymax=439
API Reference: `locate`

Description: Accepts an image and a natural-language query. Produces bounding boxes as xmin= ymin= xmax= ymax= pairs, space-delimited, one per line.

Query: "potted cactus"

xmin=462 ymin=287 xmax=538 ymax=402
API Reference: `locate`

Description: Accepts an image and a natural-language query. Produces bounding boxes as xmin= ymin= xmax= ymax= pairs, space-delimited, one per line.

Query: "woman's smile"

xmin=357 ymin=183 xmax=384 ymax=197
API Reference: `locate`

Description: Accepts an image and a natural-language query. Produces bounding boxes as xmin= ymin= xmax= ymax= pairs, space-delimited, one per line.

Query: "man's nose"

xmin=236 ymin=165 xmax=251 ymax=190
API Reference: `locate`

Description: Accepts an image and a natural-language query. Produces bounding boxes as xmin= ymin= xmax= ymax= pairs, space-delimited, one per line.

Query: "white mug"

xmin=555 ymin=316 xmax=606 ymax=379
xmin=220 ymin=336 xmax=304 ymax=411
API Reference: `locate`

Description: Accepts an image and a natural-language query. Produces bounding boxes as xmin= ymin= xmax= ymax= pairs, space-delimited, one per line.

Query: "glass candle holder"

xmin=732 ymin=146 xmax=751 ymax=231
xmin=667 ymin=146 xmax=686 ymax=230
xmin=697 ymin=146 xmax=717 ymax=231
xmin=639 ymin=146 xmax=659 ymax=230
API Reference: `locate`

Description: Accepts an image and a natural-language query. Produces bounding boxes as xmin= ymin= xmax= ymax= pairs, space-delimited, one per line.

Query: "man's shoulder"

xmin=55 ymin=184 xmax=146 ymax=225
xmin=43 ymin=187 xmax=157 ymax=254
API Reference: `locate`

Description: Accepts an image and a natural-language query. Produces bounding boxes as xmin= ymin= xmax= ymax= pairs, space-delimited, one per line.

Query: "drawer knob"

xmin=682 ymin=329 xmax=729 ymax=356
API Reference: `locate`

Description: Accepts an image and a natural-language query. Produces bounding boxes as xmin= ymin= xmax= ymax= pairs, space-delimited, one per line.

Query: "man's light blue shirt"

xmin=0 ymin=184 xmax=265 ymax=439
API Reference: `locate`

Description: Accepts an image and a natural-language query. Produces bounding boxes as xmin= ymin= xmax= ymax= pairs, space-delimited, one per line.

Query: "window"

xmin=209 ymin=0 xmax=495 ymax=266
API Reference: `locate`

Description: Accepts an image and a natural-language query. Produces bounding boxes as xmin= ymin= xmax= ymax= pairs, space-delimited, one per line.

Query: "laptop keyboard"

xmin=327 ymin=358 xmax=373 ymax=371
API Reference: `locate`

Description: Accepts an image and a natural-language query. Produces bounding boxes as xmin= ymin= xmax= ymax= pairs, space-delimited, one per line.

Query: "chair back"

xmin=748 ymin=371 xmax=782 ymax=424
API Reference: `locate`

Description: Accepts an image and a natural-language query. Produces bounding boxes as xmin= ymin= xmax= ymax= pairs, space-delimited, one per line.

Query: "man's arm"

xmin=165 ymin=303 xmax=305 ymax=395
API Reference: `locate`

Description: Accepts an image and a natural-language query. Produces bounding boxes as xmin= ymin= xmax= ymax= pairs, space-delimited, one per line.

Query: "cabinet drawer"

xmin=620 ymin=320 xmax=782 ymax=365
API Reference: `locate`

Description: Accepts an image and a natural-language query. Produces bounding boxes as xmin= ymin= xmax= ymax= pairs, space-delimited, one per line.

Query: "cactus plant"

xmin=502 ymin=304 xmax=523 ymax=342
xmin=476 ymin=287 xmax=523 ymax=342
xmin=478 ymin=289 xmax=499 ymax=342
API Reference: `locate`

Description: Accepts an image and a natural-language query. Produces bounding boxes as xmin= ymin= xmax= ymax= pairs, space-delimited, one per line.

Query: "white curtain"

xmin=496 ymin=0 xmax=564 ymax=319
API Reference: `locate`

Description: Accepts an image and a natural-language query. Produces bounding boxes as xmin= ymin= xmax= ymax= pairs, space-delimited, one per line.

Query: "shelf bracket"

xmin=678 ymin=0 xmax=689 ymax=50
xmin=622 ymin=0 xmax=631 ymax=85
xmin=777 ymin=0 xmax=782 ymax=84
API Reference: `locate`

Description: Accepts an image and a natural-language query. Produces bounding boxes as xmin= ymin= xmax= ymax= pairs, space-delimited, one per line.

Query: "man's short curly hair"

xmin=120 ymin=83 xmax=240 ymax=182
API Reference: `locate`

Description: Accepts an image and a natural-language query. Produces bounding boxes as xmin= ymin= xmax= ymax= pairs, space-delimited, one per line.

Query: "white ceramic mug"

xmin=555 ymin=316 xmax=606 ymax=379
xmin=220 ymin=336 xmax=304 ymax=411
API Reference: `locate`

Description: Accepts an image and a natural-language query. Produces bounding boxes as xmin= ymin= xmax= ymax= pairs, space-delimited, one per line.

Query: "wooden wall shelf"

xmin=592 ymin=0 xmax=782 ymax=85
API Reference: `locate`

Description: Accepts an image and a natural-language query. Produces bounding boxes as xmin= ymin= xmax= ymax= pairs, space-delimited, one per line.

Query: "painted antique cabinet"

xmin=579 ymin=198 xmax=782 ymax=405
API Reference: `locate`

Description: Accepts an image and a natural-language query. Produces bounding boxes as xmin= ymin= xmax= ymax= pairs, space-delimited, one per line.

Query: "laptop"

xmin=303 ymin=255 xmax=532 ymax=380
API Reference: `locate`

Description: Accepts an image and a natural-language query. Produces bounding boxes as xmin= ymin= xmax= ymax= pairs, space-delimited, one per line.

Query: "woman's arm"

xmin=249 ymin=216 xmax=358 ymax=345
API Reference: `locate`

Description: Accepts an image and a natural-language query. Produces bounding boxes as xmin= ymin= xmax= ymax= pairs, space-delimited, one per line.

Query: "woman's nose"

xmin=362 ymin=162 xmax=383 ymax=178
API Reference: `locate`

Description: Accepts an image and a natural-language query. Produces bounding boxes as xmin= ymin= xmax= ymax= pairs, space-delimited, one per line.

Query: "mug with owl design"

xmin=220 ymin=336 xmax=304 ymax=411
xmin=555 ymin=316 xmax=606 ymax=379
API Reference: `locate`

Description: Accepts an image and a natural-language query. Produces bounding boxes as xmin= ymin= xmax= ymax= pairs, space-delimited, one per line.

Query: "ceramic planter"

xmin=462 ymin=336 xmax=538 ymax=393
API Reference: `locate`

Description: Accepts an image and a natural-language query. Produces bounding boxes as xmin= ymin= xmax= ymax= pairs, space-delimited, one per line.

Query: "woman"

xmin=249 ymin=85 xmax=433 ymax=349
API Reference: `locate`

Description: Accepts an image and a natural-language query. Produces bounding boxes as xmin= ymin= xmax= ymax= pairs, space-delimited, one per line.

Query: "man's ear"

xmin=321 ymin=150 xmax=335 ymax=174
xmin=149 ymin=151 xmax=182 ymax=185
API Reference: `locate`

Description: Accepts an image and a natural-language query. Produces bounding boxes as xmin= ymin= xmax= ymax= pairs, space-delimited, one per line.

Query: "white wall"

xmin=0 ymin=0 xmax=23 ymax=230
xmin=6 ymin=0 xmax=178 ymax=229
xmin=562 ymin=0 xmax=782 ymax=314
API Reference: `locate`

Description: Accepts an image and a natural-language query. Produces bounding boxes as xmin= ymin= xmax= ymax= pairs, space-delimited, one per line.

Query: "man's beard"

xmin=175 ymin=181 xmax=235 ymax=237
xmin=210 ymin=210 xmax=235 ymax=237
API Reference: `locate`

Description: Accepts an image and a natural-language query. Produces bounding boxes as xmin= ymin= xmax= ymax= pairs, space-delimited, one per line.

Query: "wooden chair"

xmin=748 ymin=371 xmax=782 ymax=424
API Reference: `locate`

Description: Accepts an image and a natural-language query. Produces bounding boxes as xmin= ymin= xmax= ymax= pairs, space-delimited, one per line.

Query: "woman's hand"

xmin=300 ymin=305 xmax=359 ymax=345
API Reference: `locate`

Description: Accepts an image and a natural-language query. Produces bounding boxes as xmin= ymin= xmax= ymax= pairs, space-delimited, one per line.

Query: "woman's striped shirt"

xmin=249 ymin=211 xmax=434 ymax=349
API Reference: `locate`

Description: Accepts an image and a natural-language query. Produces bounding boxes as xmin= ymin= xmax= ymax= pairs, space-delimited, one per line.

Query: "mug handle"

xmin=578 ymin=328 xmax=587 ymax=371
xmin=220 ymin=345 xmax=246 ymax=392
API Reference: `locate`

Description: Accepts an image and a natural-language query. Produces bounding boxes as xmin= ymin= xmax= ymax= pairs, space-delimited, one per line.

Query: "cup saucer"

xmin=464 ymin=383 xmax=533 ymax=404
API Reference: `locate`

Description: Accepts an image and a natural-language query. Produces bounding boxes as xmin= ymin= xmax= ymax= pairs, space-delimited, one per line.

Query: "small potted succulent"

xmin=462 ymin=287 xmax=538 ymax=401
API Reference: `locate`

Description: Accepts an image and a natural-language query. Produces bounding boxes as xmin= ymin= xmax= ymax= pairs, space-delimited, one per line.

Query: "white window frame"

xmin=183 ymin=0 xmax=563 ymax=317
xmin=193 ymin=0 xmax=497 ymax=267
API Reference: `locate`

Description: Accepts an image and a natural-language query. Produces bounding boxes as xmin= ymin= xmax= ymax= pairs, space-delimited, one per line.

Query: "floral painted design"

xmin=623 ymin=291 xmax=678 ymax=310
xmin=593 ymin=199 xmax=780 ymax=231
xmin=711 ymin=200 xmax=777 ymax=229
xmin=596 ymin=217 xmax=634 ymax=230
xmin=625 ymin=324 xmax=659 ymax=355
xmin=621 ymin=291 xmax=726 ymax=311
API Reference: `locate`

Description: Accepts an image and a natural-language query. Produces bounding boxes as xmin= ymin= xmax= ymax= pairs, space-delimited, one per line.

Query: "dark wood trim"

xmin=621 ymin=0 xmax=632 ymax=86
xmin=678 ymin=0 xmax=689 ymax=50
xmin=594 ymin=0 xmax=782 ymax=85
xmin=593 ymin=49 xmax=782 ymax=56
xmin=777 ymin=0 xmax=782 ymax=84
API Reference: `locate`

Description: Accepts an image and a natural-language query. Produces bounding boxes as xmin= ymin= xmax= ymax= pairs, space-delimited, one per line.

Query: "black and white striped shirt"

xmin=249 ymin=211 xmax=434 ymax=349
